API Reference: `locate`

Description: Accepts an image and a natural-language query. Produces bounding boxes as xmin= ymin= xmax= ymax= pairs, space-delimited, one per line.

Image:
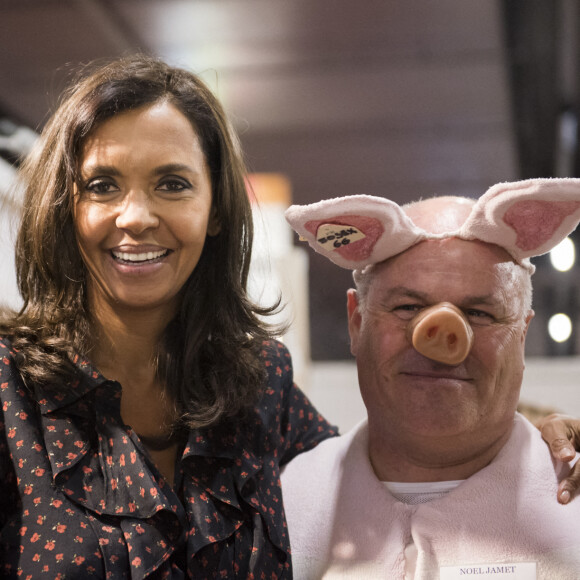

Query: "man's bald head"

xmin=403 ymin=196 xmax=475 ymax=233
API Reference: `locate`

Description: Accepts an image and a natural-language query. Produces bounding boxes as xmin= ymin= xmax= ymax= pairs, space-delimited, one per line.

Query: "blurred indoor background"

xmin=1 ymin=0 xmax=579 ymax=430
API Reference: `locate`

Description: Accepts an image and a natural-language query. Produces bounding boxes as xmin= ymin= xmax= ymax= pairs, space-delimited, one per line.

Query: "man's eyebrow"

xmin=461 ymin=295 xmax=499 ymax=306
xmin=377 ymin=286 xmax=500 ymax=306
xmin=377 ymin=287 xmax=428 ymax=301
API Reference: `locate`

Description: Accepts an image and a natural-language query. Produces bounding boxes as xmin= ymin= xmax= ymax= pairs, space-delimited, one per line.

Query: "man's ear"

xmin=347 ymin=289 xmax=362 ymax=357
xmin=522 ymin=310 xmax=535 ymax=342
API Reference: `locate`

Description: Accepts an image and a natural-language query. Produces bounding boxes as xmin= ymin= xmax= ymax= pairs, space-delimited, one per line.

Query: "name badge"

xmin=440 ymin=562 xmax=536 ymax=579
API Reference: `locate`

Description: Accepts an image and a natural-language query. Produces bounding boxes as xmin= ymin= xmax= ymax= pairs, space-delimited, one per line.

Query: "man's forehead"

xmin=371 ymin=237 xmax=520 ymax=291
xmin=392 ymin=233 xmax=513 ymax=262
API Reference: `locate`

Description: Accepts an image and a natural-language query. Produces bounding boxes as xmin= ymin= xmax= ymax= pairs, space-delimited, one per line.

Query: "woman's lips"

xmin=111 ymin=249 xmax=169 ymax=263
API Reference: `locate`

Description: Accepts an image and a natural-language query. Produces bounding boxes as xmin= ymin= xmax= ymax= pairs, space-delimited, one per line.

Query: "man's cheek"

xmin=474 ymin=326 xmax=521 ymax=354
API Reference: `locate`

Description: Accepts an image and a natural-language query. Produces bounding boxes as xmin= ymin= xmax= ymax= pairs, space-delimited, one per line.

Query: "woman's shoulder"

xmin=0 ymin=335 xmax=17 ymax=363
xmin=252 ymin=339 xmax=340 ymax=462
xmin=259 ymin=339 xmax=293 ymax=390
xmin=0 ymin=335 xmax=28 ymax=385
xmin=0 ymin=336 xmax=34 ymax=411
xmin=260 ymin=339 xmax=292 ymax=366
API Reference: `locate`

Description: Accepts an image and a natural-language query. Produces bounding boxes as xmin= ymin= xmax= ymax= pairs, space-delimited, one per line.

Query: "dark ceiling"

xmin=0 ymin=0 xmax=579 ymax=358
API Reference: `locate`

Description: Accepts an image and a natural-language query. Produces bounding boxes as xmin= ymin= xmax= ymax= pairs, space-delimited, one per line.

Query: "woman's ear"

xmin=207 ymin=206 xmax=221 ymax=236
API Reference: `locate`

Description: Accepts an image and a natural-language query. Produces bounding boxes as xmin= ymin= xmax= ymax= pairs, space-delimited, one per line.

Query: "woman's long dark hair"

xmin=2 ymin=54 xmax=282 ymax=427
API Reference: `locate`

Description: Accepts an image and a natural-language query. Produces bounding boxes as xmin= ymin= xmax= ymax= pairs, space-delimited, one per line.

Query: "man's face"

xmin=347 ymin=237 xmax=533 ymax=443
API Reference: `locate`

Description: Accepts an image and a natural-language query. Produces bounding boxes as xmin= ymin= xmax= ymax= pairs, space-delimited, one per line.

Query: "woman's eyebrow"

xmin=80 ymin=164 xmax=121 ymax=177
xmin=152 ymin=163 xmax=197 ymax=176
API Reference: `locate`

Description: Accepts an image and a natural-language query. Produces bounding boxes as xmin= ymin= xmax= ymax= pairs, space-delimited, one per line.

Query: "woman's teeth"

xmin=112 ymin=250 xmax=168 ymax=262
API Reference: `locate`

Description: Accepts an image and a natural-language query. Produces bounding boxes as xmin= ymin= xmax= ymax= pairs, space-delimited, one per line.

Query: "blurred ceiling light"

xmin=548 ymin=313 xmax=573 ymax=343
xmin=549 ymin=237 xmax=575 ymax=272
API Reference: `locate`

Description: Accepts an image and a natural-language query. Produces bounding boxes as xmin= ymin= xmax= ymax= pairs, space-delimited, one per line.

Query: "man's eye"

xmin=392 ymin=304 xmax=422 ymax=318
xmin=466 ymin=309 xmax=494 ymax=323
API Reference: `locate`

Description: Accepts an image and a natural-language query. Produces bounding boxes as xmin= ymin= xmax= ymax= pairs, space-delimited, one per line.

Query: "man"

xmin=282 ymin=179 xmax=580 ymax=579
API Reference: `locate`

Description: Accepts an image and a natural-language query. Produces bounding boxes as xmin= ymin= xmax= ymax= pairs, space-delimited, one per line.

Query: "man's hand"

xmin=537 ymin=413 xmax=580 ymax=504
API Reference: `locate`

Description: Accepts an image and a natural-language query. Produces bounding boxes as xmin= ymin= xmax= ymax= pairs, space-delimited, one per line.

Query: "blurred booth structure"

xmin=0 ymin=121 xmax=37 ymax=310
xmin=0 ymin=157 xmax=23 ymax=310
xmin=246 ymin=173 xmax=312 ymax=391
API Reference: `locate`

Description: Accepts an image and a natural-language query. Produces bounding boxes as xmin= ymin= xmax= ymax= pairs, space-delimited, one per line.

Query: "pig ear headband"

xmin=284 ymin=178 xmax=580 ymax=273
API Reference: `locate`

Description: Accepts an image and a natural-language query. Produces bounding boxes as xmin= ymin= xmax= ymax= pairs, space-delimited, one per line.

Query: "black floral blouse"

xmin=0 ymin=338 xmax=338 ymax=579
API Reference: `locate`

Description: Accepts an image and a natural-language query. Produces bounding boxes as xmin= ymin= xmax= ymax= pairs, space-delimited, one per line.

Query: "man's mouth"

xmin=111 ymin=249 xmax=169 ymax=264
xmin=402 ymin=371 xmax=472 ymax=383
xmin=400 ymin=364 xmax=472 ymax=380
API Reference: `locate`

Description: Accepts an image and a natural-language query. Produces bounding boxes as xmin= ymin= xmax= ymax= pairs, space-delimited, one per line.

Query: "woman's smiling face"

xmin=74 ymin=100 xmax=219 ymax=318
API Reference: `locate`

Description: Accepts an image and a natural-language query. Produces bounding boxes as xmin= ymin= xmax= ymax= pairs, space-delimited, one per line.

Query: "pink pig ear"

xmin=460 ymin=178 xmax=580 ymax=261
xmin=284 ymin=195 xmax=424 ymax=269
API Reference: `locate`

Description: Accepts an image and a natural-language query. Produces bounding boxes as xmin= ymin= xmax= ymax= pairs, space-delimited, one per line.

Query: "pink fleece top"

xmin=281 ymin=414 xmax=580 ymax=579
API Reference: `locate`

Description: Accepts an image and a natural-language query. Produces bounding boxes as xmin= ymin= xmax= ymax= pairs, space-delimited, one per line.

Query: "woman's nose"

xmin=115 ymin=191 xmax=159 ymax=233
xmin=406 ymin=302 xmax=474 ymax=365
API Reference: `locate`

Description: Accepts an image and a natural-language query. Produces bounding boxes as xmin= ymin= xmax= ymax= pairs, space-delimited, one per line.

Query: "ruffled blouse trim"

xmin=181 ymin=422 xmax=287 ymax=554
xmin=33 ymin=352 xmax=287 ymax=577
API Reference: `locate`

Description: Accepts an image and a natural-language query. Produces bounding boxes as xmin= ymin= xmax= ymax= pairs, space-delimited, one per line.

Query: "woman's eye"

xmin=84 ymin=179 xmax=117 ymax=195
xmin=157 ymin=177 xmax=191 ymax=192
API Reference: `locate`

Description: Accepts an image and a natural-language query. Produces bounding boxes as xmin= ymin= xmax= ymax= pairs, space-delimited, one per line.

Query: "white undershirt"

xmin=383 ymin=479 xmax=464 ymax=505
xmin=383 ymin=480 xmax=465 ymax=579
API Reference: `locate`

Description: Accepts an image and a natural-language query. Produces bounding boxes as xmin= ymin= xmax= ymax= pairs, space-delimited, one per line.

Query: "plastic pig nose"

xmin=406 ymin=302 xmax=474 ymax=365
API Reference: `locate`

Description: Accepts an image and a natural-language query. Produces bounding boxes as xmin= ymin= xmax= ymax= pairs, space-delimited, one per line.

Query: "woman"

xmin=0 ymin=54 xmax=337 ymax=578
